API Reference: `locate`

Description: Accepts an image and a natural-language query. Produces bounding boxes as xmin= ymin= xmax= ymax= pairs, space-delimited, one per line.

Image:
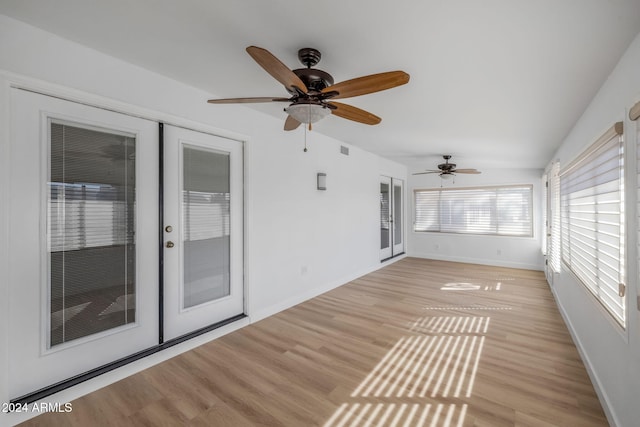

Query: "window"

xmin=548 ymin=162 xmax=561 ymax=273
xmin=541 ymin=173 xmax=547 ymax=255
xmin=560 ymin=122 xmax=625 ymax=326
xmin=414 ymin=185 xmax=533 ymax=236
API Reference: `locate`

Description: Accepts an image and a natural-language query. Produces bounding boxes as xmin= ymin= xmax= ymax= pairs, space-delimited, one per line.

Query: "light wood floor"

xmin=20 ymin=258 xmax=608 ymax=426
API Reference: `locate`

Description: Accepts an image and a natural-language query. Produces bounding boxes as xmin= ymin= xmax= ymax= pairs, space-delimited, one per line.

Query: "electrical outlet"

xmin=434 ymin=244 xmax=439 ymax=251
xmin=301 ymin=266 xmax=308 ymax=276
xmin=497 ymin=249 xmax=502 ymax=255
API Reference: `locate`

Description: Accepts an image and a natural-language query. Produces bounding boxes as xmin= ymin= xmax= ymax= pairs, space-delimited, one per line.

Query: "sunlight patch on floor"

xmin=410 ymin=316 xmax=490 ymax=334
xmin=325 ymin=313 xmax=488 ymax=426
xmin=323 ymin=403 xmax=468 ymax=427
xmin=348 ymin=333 xmax=485 ymax=399
xmin=441 ymin=280 xmax=503 ymax=291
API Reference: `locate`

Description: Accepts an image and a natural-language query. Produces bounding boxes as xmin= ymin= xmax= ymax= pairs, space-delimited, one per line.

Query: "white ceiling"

xmin=2 ymin=0 xmax=640 ymax=170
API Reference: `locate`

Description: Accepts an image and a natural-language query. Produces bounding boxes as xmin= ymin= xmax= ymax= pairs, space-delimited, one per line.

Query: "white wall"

xmin=408 ymin=168 xmax=544 ymax=270
xmin=0 ymin=14 xmax=407 ymax=421
xmin=246 ymin=136 xmax=407 ymax=321
xmin=548 ymin=32 xmax=640 ymax=427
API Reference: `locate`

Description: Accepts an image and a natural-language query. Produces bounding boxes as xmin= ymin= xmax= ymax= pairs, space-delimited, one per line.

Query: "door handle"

xmin=166 ymin=241 xmax=175 ymax=248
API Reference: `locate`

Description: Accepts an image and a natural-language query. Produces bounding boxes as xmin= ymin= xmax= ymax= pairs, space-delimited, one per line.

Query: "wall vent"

xmin=340 ymin=145 xmax=349 ymax=156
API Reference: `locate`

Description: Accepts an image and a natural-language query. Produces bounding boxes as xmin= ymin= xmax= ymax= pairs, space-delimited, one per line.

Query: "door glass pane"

xmin=183 ymin=146 xmax=230 ymax=308
xmin=48 ymin=121 xmax=136 ymax=347
xmin=393 ymin=183 xmax=402 ymax=245
xmin=380 ymin=182 xmax=390 ymax=250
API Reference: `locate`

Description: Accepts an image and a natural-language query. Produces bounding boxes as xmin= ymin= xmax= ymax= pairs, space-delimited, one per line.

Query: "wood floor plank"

xmin=19 ymin=258 xmax=608 ymax=426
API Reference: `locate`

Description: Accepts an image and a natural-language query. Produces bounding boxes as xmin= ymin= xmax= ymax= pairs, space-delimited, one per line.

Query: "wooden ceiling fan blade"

xmin=321 ymin=71 xmax=409 ymax=99
xmin=207 ymin=97 xmax=290 ymax=104
xmin=246 ymin=46 xmax=308 ymax=93
xmin=453 ymin=169 xmax=481 ymax=174
xmin=412 ymin=171 xmax=440 ymax=175
xmin=329 ymin=102 xmax=381 ymax=125
xmin=284 ymin=115 xmax=302 ymax=131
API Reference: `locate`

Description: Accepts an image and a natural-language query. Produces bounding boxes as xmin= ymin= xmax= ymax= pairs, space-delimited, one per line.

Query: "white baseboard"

xmin=408 ymin=251 xmax=543 ymax=271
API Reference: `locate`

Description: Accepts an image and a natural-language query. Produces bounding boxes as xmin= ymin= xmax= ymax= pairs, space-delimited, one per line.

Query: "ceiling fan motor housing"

xmin=438 ymin=162 xmax=456 ymax=171
xmin=291 ymin=68 xmax=334 ymax=93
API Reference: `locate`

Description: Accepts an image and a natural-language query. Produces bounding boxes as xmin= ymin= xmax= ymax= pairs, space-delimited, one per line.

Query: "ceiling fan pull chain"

xmin=303 ymin=106 xmax=312 ymax=152
xmin=304 ymin=123 xmax=308 ymax=152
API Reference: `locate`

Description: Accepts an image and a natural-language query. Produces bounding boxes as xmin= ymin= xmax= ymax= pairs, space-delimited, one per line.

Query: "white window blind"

xmin=548 ymin=162 xmax=561 ymax=273
xmin=541 ymin=173 xmax=548 ymax=255
xmin=414 ymin=185 xmax=533 ymax=236
xmin=633 ymin=101 xmax=640 ymax=317
xmin=560 ymin=122 xmax=625 ymax=326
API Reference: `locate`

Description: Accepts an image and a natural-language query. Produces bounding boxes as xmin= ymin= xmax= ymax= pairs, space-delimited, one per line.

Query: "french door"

xmin=8 ymin=90 xmax=244 ymax=399
xmin=162 ymin=125 xmax=244 ymax=340
xmin=8 ymin=89 xmax=159 ymax=398
xmin=380 ymin=176 xmax=404 ymax=261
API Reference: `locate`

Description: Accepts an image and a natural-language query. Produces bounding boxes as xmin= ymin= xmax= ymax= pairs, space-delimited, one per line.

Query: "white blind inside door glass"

xmin=380 ymin=183 xmax=390 ymax=230
xmin=182 ymin=146 xmax=231 ymax=308
xmin=548 ymin=163 xmax=561 ymax=272
xmin=393 ymin=183 xmax=402 ymax=245
xmin=48 ymin=121 xmax=136 ymax=346
xmin=560 ymin=124 xmax=625 ymax=326
xmin=414 ymin=185 xmax=532 ymax=236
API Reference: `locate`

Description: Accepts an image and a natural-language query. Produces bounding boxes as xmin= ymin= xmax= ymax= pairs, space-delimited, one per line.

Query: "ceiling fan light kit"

xmin=440 ymin=172 xmax=454 ymax=180
xmin=207 ymin=46 xmax=410 ymax=131
xmin=285 ymin=102 xmax=331 ymax=124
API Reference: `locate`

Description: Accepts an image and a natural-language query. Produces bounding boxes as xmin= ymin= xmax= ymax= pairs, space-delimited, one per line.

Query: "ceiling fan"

xmin=207 ymin=46 xmax=410 ymax=131
xmin=413 ymin=155 xmax=481 ymax=179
